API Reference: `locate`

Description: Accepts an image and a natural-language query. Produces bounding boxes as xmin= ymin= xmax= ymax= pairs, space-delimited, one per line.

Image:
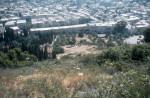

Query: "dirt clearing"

xmin=57 ymin=45 xmax=100 ymax=59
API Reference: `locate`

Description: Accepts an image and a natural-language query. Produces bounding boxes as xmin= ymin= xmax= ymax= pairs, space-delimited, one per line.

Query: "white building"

xmin=10 ymin=26 xmax=21 ymax=35
xmin=31 ymin=19 xmax=45 ymax=28
xmin=9 ymin=16 xmax=20 ymax=21
xmin=125 ymin=16 xmax=140 ymax=24
xmin=5 ymin=21 xmax=16 ymax=28
xmin=0 ymin=18 xmax=9 ymax=24
xmin=17 ymin=20 xmax=26 ymax=29
xmin=135 ymin=20 xmax=149 ymax=33
xmin=0 ymin=24 xmax=5 ymax=34
xmin=30 ymin=22 xmax=117 ymax=34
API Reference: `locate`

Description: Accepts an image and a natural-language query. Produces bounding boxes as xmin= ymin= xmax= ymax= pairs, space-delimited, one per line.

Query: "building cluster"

xmin=0 ymin=0 xmax=150 ymax=35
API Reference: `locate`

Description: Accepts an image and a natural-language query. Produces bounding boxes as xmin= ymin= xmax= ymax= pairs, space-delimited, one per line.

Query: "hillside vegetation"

xmin=0 ymin=25 xmax=150 ymax=97
xmin=0 ymin=43 xmax=150 ymax=98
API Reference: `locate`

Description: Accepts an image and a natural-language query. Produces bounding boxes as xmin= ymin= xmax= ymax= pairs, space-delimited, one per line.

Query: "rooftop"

xmin=17 ymin=20 xmax=26 ymax=24
xmin=5 ymin=21 xmax=16 ymax=26
xmin=10 ymin=26 xmax=20 ymax=30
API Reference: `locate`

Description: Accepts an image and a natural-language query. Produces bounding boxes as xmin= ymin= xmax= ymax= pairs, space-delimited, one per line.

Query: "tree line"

xmin=0 ymin=27 xmax=54 ymax=62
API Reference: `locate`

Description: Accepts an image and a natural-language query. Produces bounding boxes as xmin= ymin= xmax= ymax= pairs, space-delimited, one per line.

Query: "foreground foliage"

xmin=0 ymin=48 xmax=37 ymax=68
xmin=0 ymin=43 xmax=150 ymax=97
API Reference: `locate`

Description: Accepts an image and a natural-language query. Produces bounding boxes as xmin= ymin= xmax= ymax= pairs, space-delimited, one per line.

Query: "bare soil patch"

xmin=57 ymin=45 xmax=100 ymax=59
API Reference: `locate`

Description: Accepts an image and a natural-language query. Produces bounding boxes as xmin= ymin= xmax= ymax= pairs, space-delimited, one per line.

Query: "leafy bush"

xmin=96 ymin=44 xmax=150 ymax=75
xmin=97 ymin=44 xmax=150 ymax=66
xmin=144 ymin=28 xmax=150 ymax=43
xmin=0 ymin=48 xmax=37 ymax=68
xmin=80 ymin=54 xmax=97 ymax=67
xmin=106 ymin=40 xmax=116 ymax=47
xmin=53 ymin=46 xmax=64 ymax=54
xmin=78 ymin=32 xmax=84 ymax=38
xmin=61 ymin=55 xmax=72 ymax=60
xmin=113 ymin=21 xmax=127 ymax=34
xmin=97 ymin=47 xmax=131 ymax=65
xmin=112 ymin=68 xmax=150 ymax=98
xmin=131 ymin=44 xmax=150 ymax=61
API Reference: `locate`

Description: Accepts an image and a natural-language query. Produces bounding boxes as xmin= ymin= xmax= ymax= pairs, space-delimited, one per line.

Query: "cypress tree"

xmin=52 ymin=50 xmax=56 ymax=59
xmin=44 ymin=46 xmax=48 ymax=60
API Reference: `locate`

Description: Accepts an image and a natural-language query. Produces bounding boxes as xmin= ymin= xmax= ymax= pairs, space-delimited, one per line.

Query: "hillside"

xmin=0 ymin=43 xmax=150 ymax=98
xmin=0 ymin=0 xmax=150 ymax=97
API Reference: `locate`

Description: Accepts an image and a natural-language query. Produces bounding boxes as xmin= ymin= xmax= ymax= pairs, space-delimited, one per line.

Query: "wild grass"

xmin=0 ymin=55 xmax=150 ymax=98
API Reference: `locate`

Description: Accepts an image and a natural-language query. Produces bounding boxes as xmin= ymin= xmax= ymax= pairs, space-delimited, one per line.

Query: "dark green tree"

xmin=14 ymin=48 xmax=21 ymax=59
xmin=52 ymin=50 xmax=56 ymax=59
xmin=113 ymin=21 xmax=127 ymax=34
xmin=144 ymin=28 xmax=150 ymax=43
xmin=44 ymin=46 xmax=48 ymax=60
xmin=23 ymin=27 xmax=28 ymax=37
xmin=78 ymin=32 xmax=84 ymax=38
xmin=131 ymin=44 xmax=150 ymax=61
xmin=106 ymin=40 xmax=115 ymax=47
xmin=53 ymin=46 xmax=64 ymax=54
xmin=7 ymin=50 xmax=17 ymax=60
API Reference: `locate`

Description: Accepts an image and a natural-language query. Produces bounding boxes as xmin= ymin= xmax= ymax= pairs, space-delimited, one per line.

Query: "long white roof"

xmin=30 ymin=21 xmax=117 ymax=32
xmin=30 ymin=24 xmax=87 ymax=32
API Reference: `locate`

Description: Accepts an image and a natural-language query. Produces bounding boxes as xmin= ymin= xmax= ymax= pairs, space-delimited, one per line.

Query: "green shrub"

xmin=97 ymin=47 xmax=131 ymax=64
xmin=97 ymin=44 xmax=150 ymax=66
xmin=53 ymin=46 xmax=64 ymax=54
xmin=131 ymin=44 xmax=150 ymax=61
xmin=78 ymin=32 xmax=84 ymax=38
xmin=113 ymin=68 xmax=150 ymax=98
xmin=0 ymin=48 xmax=37 ymax=68
xmin=144 ymin=28 xmax=150 ymax=43
xmin=80 ymin=54 xmax=97 ymax=67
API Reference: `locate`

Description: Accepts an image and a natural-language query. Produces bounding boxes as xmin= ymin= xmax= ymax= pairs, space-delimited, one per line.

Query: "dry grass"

xmin=0 ymin=58 xmax=113 ymax=98
xmin=57 ymin=45 xmax=101 ymax=59
xmin=56 ymin=34 xmax=101 ymax=59
xmin=8 ymin=67 xmax=112 ymax=90
xmin=57 ymin=45 xmax=99 ymax=59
